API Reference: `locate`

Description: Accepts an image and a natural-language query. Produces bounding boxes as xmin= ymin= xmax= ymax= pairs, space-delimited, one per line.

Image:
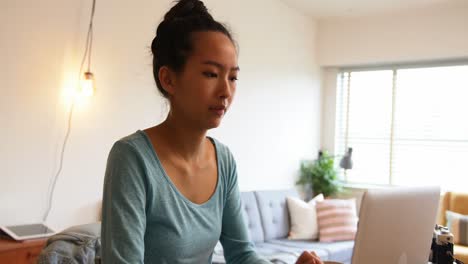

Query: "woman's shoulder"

xmin=108 ymin=130 xmax=151 ymax=158
xmin=208 ymin=136 xmax=234 ymax=162
xmin=208 ymin=136 xmax=238 ymax=186
xmin=116 ymin=130 xmax=147 ymax=146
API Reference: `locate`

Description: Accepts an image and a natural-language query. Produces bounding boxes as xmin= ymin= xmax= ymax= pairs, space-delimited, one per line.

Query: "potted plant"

xmin=296 ymin=150 xmax=342 ymax=200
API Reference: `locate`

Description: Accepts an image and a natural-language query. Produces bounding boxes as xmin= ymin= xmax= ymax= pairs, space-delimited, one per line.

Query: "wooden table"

xmin=0 ymin=235 xmax=47 ymax=264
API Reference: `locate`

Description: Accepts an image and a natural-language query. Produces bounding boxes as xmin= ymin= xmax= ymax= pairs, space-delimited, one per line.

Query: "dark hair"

xmin=151 ymin=0 xmax=235 ymax=97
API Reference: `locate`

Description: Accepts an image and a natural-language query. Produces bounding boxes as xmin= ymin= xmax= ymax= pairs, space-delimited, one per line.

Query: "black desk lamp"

xmin=340 ymin=147 xmax=353 ymax=180
xmin=340 ymin=147 xmax=353 ymax=169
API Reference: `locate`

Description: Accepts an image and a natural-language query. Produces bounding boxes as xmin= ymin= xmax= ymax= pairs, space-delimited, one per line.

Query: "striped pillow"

xmin=316 ymin=198 xmax=358 ymax=242
xmin=446 ymin=210 xmax=468 ymax=245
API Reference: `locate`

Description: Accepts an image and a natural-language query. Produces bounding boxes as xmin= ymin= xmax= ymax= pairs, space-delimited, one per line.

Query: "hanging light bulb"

xmin=80 ymin=71 xmax=95 ymax=97
xmin=77 ymin=0 xmax=96 ymax=99
xmin=43 ymin=0 xmax=98 ymax=224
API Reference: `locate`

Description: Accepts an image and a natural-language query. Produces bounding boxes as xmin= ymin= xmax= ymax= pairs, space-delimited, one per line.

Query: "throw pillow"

xmin=446 ymin=210 xmax=468 ymax=245
xmin=316 ymin=198 xmax=358 ymax=242
xmin=287 ymin=194 xmax=324 ymax=240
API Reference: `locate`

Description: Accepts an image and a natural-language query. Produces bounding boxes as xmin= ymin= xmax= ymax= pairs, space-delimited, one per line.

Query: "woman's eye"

xmin=229 ymin=76 xmax=238 ymax=82
xmin=203 ymin=72 xmax=217 ymax=78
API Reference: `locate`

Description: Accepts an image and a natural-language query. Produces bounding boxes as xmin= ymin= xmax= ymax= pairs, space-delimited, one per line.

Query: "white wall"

xmin=1 ymin=0 xmax=320 ymax=230
xmin=319 ymin=68 xmax=339 ymax=153
xmin=318 ymin=5 xmax=468 ymax=152
xmin=317 ymin=5 xmax=468 ymax=67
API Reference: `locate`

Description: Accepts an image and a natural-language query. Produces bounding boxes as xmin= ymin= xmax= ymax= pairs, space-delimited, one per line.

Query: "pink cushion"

xmin=316 ymin=198 xmax=358 ymax=242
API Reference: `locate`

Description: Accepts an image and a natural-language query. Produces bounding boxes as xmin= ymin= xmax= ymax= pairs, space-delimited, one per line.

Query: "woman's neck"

xmin=154 ymin=113 xmax=208 ymax=164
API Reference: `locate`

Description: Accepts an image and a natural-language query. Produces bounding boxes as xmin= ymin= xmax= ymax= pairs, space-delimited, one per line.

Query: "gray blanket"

xmin=37 ymin=223 xmax=101 ymax=264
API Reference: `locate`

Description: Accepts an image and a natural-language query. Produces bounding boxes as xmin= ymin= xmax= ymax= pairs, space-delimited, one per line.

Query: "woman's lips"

xmin=209 ymin=106 xmax=226 ymax=116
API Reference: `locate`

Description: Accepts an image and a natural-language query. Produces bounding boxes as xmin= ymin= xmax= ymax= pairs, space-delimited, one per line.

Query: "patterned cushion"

xmin=316 ymin=199 xmax=358 ymax=242
xmin=446 ymin=210 xmax=468 ymax=246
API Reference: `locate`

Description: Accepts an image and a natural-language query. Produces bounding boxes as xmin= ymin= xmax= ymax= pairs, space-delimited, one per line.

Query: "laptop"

xmin=351 ymin=186 xmax=441 ymax=264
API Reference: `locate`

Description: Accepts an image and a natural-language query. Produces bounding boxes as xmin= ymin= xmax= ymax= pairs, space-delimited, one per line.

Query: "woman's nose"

xmin=218 ymin=78 xmax=233 ymax=99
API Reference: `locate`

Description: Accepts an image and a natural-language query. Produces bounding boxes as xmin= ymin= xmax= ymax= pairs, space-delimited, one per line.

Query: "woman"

xmin=101 ymin=0 xmax=323 ymax=263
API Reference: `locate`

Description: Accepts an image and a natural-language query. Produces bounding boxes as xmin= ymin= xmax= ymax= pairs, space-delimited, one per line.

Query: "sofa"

xmin=39 ymin=189 xmax=354 ymax=263
xmin=437 ymin=191 xmax=468 ymax=264
xmin=214 ymin=189 xmax=354 ymax=264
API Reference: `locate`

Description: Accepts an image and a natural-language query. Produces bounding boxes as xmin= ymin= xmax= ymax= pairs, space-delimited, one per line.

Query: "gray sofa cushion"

xmin=255 ymin=189 xmax=299 ymax=240
xmin=212 ymin=241 xmax=330 ymax=264
xmin=268 ymin=239 xmax=354 ymax=263
xmin=240 ymin=191 xmax=265 ymax=243
xmin=255 ymin=242 xmax=329 ymax=260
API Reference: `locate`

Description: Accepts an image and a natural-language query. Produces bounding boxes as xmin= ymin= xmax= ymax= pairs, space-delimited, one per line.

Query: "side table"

xmin=0 ymin=235 xmax=47 ymax=264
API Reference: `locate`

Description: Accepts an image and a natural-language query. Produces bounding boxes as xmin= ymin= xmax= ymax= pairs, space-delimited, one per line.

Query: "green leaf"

xmin=296 ymin=151 xmax=342 ymax=197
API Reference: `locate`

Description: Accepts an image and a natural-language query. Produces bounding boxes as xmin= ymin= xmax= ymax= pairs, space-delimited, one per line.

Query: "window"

xmin=335 ymin=64 xmax=468 ymax=191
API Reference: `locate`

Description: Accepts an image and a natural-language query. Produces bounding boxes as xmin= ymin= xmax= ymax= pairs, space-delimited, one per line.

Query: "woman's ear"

xmin=158 ymin=66 xmax=177 ymax=96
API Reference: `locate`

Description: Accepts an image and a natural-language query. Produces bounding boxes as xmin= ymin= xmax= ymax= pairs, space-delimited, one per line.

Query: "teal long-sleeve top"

xmin=101 ymin=130 xmax=270 ymax=264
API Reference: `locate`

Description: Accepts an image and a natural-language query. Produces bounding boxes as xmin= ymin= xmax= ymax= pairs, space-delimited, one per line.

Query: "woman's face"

xmin=167 ymin=31 xmax=238 ymax=130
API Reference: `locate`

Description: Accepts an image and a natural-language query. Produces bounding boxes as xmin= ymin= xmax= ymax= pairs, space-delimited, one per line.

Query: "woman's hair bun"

xmin=164 ymin=0 xmax=213 ymax=22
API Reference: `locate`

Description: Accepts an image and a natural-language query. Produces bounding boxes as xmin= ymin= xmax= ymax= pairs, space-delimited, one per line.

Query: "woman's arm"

xmin=219 ymin=152 xmax=271 ymax=264
xmin=101 ymin=141 xmax=147 ymax=264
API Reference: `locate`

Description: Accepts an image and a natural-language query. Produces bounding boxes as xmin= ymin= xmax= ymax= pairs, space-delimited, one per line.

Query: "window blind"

xmin=334 ymin=65 xmax=468 ymax=191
